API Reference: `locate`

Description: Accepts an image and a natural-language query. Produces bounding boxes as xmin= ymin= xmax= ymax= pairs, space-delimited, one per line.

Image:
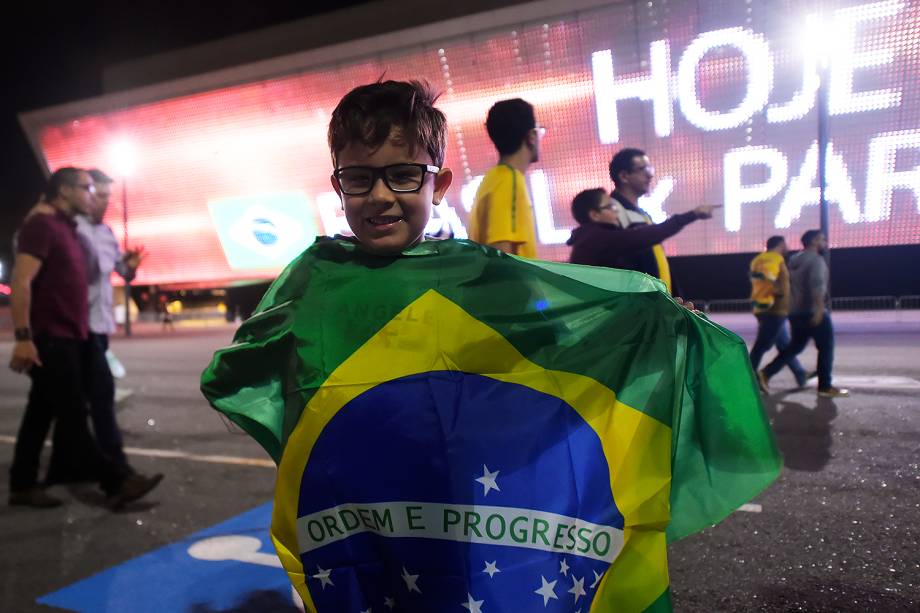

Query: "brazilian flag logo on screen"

xmin=201 ymin=238 xmax=780 ymax=613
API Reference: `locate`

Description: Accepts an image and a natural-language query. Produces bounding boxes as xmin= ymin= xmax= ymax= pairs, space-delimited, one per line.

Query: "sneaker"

xmin=108 ymin=473 xmax=164 ymax=510
xmin=756 ymin=370 xmax=770 ymax=393
xmin=9 ymin=487 xmax=64 ymax=508
xmin=818 ymin=387 xmax=850 ymax=398
xmin=806 ymin=371 xmax=818 ymax=381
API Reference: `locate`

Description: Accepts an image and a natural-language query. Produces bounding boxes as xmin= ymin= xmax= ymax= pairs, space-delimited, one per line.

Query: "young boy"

xmin=202 ymin=80 xmax=777 ymax=613
xmin=328 ymin=80 xmax=453 ymax=255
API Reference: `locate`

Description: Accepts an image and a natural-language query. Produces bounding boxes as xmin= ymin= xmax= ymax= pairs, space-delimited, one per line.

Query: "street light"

xmin=801 ymin=13 xmax=840 ymax=268
xmin=109 ymin=139 xmax=136 ymax=336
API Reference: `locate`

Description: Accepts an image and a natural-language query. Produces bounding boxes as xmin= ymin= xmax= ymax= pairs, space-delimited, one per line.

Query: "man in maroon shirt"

xmin=567 ymin=188 xmax=717 ymax=272
xmin=8 ymin=167 xmax=161 ymax=508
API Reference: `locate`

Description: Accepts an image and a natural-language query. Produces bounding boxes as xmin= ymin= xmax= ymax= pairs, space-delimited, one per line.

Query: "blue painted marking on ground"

xmin=38 ymin=503 xmax=300 ymax=613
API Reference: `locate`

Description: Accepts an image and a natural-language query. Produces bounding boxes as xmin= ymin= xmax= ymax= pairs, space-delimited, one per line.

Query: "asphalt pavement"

xmin=0 ymin=312 xmax=918 ymax=612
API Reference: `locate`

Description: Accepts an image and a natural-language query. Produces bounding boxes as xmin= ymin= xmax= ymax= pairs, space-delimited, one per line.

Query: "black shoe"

xmin=108 ymin=473 xmax=164 ymax=510
xmin=9 ymin=487 xmax=64 ymax=508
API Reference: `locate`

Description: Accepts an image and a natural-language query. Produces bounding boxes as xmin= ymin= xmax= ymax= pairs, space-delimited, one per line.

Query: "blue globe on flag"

xmin=251 ymin=217 xmax=279 ymax=246
xmin=297 ymin=371 xmax=623 ymax=612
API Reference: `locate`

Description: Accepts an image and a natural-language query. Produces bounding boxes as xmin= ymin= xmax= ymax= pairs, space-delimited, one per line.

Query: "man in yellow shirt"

xmin=469 ymin=98 xmax=542 ymax=257
xmin=749 ymin=235 xmax=808 ymax=388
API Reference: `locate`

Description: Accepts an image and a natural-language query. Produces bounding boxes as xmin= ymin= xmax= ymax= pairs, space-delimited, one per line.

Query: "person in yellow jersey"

xmin=469 ymin=98 xmax=542 ymax=257
xmin=748 ymin=235 xmax=810 ymax=388
xmin=608 ymin=148 xmax=714 ymax=294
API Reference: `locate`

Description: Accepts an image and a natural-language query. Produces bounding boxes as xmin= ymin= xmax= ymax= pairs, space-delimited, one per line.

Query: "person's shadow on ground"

xmin=763 ymin=394 xmax=838 ymax=472
xmin=187 ymin=590 xmax=302 ymax=613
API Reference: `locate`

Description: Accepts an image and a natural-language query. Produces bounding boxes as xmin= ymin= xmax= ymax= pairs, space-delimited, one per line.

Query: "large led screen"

xmin=32 ymin=0 xmax=920 ymax=285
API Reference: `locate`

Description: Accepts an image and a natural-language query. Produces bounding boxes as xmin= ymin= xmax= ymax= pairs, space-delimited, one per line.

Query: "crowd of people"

xmin=467 ymin=96 xmax=846 ymax=398
xmin=7 ymin=81 xmax=844 ymax=511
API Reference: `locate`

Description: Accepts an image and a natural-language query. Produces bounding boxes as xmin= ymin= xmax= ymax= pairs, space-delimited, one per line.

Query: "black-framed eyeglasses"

xmin=73 ymin=182 xmax=96 ymax=194
xmin=333 ymin=163 xmax=440 ymax=196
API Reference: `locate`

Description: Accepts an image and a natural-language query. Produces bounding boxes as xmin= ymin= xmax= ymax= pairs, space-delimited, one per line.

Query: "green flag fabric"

xmin=201 ymin=238 xmax=780 ymax=613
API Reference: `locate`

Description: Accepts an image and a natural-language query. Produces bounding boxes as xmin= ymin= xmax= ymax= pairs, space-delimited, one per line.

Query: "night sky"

xmin=0 ymin=0 xmax=369 ymax=281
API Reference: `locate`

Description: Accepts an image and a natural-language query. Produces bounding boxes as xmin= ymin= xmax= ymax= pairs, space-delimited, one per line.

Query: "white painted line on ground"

xmin=805 ymin=375 xmax=920 ymax=391
xmin=0 ymin=435 xmax=274 ymax=468
xmin=738 ymin=503 xmax=762 ymax=513
xmin=114 ymin=387 xmax=135 ymax=404
xmin=122 ymin=446 xmax=275 ymax=468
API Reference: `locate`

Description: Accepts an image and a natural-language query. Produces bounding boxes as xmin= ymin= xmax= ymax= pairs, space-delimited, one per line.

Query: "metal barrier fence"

xmin=695 ymin=295 xmax=920 ymax=313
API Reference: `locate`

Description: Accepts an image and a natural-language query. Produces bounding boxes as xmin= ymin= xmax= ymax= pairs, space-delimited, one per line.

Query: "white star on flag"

xmin=483 ymin=560 xmax=501 ymax=578
xmin=401 ymin=566 xmax=422 ymax=593
xmin=461 ymin=593 xmax=484 ymax=613
xmin=534 ymin=575 xmax=559 ymax=606
xmin=590 ymin=569 xmax=603 ymax=589
xmin=475 ymin=465 xmax=501 ymax=496
xmin=312 ymin=565 xmax=333 ymax=589
xmin=384 ymin=596 xmax=396 ymax=609
xmin=559 ymin=558 xmax=569 ymax=576
xmin=568 ymin=576 xmax=587 ymax=604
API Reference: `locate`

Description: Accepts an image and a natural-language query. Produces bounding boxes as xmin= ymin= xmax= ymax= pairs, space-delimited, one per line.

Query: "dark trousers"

xmin=10 ymin=337 xmax=126 ymax=494
xmin=750 ymin=314 xmax=807 ymax=384
xmin=46 ymin=334 xmax=133 ymax=482
xmin=82 ymin=334 xmax=130 ymax=469
xmin=763 ymin=312 xmax=835 ymax=390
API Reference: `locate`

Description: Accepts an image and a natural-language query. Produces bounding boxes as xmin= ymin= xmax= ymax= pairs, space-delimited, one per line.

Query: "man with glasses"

xmin=8 ymin=168 xmax=161 ymax=508
xmin=608 ymin=148 xmax=717 ymax=294
xmin=568 ymin=187 xmax=716 ymax=269
xmin=43 ymin=169 xmax=158 ymax=488
xmin=469 ymin=98 xmax=542 ymax=257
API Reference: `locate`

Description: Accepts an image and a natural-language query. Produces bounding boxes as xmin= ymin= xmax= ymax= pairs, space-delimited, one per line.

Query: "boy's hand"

xmin=674 ymin=297 xmax=703 ymax=315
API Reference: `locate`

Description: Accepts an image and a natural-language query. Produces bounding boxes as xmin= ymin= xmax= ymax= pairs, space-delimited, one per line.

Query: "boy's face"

xmin=332 ymin=129 xmax=452 ymax=255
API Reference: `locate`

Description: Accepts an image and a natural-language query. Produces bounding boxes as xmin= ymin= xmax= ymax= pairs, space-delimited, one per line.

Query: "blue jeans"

xmin=750 ymin=314 xmax=807 ymax=384
xmin=763 ymin=311 xmax=835 ymax=390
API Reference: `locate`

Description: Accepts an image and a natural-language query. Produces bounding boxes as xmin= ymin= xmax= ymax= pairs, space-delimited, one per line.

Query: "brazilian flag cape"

xmin=201 ymin=238 xmax=780 ymax=613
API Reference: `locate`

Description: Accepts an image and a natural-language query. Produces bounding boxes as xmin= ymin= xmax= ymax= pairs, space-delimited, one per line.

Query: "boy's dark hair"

xmin=801 ymin=229 xmax=822 ymax=248
xmin=571 ymin=188 xmax=607 ymax=225
xmin=485 ymin=98 xmax=536 ymax=156
xmin=44 ymin=167 xmax=84 ymax=201
xmin=89 ymin=168 xmax=114 ymax=184
xmin=608 ymin=147 xmax=646 ymax=187
xmin=328 ymin=80 xmax=447 ymax=167
xmin=766 ymin=235 xmax=786 ymax=250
